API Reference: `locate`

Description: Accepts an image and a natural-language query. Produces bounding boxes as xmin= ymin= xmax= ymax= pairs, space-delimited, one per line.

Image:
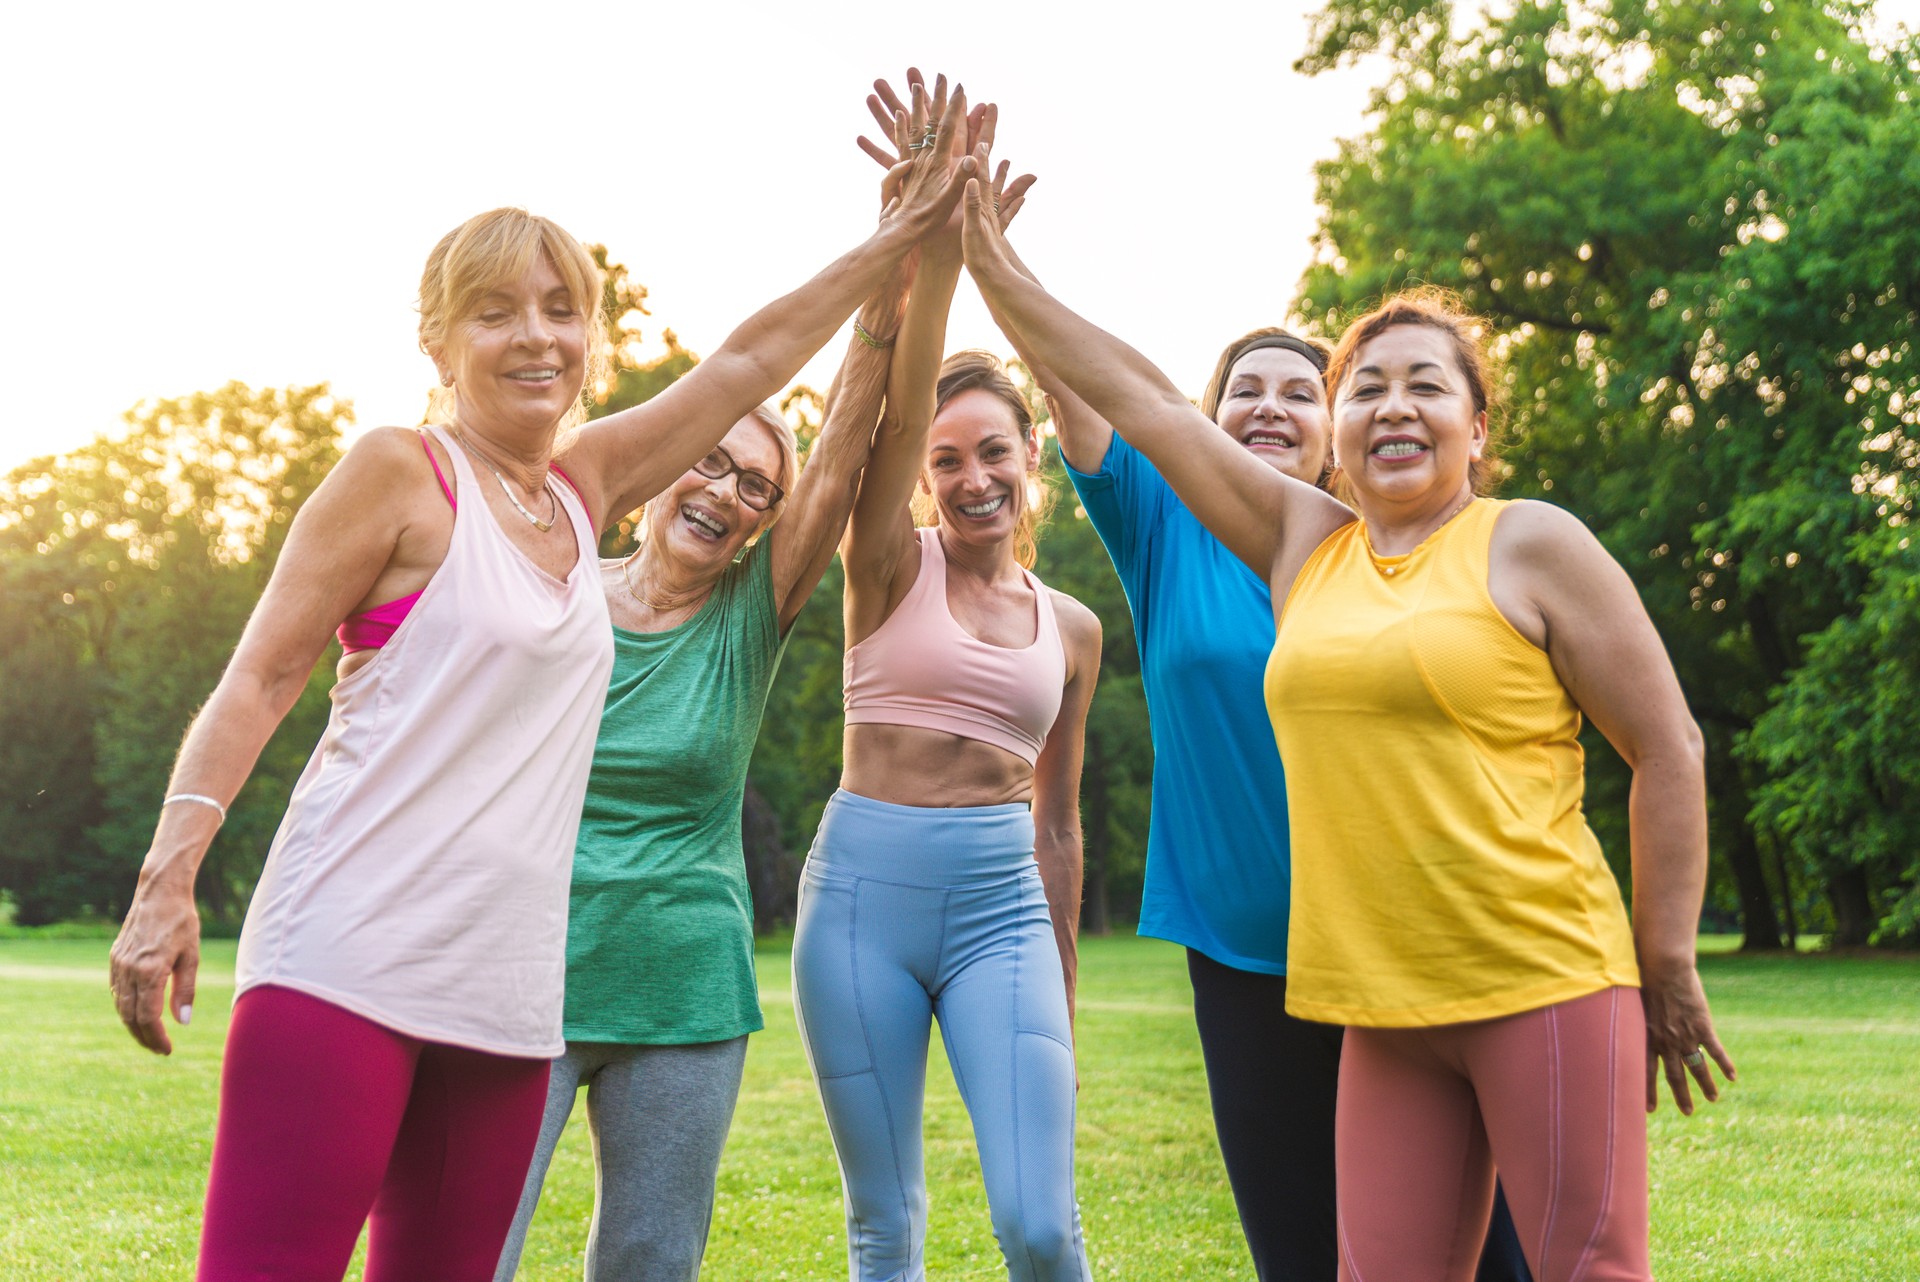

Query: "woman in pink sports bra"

xmin=105 ymin=107 xmax=979 ymax=1282
xmin=791 ymin=77 xmax=1104 ymax=1282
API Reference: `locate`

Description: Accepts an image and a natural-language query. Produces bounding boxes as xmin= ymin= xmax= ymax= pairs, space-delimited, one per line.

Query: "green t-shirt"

xmin=563 ymin=538 xmax=784 ymax=1043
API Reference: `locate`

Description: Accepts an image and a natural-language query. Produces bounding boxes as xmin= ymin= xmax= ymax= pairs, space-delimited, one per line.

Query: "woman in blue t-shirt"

xmin=982 ymin=244 xmax=1532 ymax=1277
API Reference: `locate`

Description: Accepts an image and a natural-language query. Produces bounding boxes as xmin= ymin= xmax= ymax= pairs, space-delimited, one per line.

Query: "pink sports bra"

xmin=843 ymin=526 xmax=1067 ymax=766
xmin=336 ymin=431 xmax=581 ymax=654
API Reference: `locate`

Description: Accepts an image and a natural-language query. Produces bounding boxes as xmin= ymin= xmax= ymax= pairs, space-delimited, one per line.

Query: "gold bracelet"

xmin=853 ymin=319 xmax=895 ymax=350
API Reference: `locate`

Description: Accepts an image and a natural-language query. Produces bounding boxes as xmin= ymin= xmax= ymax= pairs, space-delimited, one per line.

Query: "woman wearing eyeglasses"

xmin=489 ymin=252 xmax=915 ymax=1280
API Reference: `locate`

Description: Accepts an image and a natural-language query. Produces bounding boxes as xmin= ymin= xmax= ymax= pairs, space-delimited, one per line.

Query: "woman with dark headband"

xmin=986 ymin=280 xmax=1532 ymax=1279
xmin=965 ymin=168 xmax=1733 ymax=1280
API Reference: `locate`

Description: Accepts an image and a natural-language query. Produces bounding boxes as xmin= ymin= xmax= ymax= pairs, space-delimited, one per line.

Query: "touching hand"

xmin=862 ymin=71 xmax=1009 ymax=247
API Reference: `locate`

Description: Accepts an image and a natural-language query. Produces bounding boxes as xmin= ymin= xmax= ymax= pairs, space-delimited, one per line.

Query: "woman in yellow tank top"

xmin=963 ymin=183 xmax=1734 ymax=1282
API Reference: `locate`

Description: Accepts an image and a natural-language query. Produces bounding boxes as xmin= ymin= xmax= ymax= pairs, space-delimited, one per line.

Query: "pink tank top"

xmin=844 ymin=526 xmax=1067 ymax=765
xmin=336 ymin=433 xmax=583 ymax=654
xmin=236 ymin=424 xmax=614 ymax=1057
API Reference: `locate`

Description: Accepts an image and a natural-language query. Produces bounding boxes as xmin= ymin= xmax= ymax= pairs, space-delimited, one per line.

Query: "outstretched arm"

xmin=962 ymin=182 xmax=1351 ymax=587
xmin=768 ymin=257 xmax=914 ymax=633
xmin=560 ymin=85 xmax=977 ymax=533
xmin=973 ymin=237 xmax=1113 ymax=474
xmin=842 ymin=80 xmax=1018 ymax=641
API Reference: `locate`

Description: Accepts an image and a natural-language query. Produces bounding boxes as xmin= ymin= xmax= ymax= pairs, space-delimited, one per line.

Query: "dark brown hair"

xmin=1324 ymin=286 xmax=1504 ymax=494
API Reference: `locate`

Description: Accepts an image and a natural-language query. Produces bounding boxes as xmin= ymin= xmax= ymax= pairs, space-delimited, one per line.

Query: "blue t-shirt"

xmin=1066 ymin=433 xmax=1292 ymax=973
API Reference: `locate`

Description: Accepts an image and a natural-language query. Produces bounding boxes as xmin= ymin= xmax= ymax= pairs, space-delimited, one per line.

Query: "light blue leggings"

xmin=791 ymin=790 xmax=1092 ymax=1282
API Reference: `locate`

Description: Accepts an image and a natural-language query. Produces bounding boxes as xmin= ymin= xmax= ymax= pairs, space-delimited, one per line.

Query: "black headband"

xmin=1231 ymin=334 xmax=1329 ymax=374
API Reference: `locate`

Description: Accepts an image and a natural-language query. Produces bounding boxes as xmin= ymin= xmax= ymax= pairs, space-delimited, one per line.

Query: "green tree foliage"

xmin=1297 ymin=0 xmax=1920 ymax=945
xmin=0 ymin=383 xmax=349 ymax=925
xmin=3 ymin=246 xmax=1162 ymax=935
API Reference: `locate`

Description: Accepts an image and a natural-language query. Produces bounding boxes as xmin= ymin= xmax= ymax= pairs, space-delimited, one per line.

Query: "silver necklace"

xmin=621 ymin=551 xmax=711 ymax=618
xmin=451 ymin=428 xmax=558 ymax=532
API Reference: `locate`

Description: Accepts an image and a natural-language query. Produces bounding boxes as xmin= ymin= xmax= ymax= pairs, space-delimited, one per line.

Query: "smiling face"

xmin=1333 ymin=323 xmax=1487 ymax=509
xmin=923 ymin=387 xmax=1033 ymax=549
xmin=647 ymin=415 xmax=788 ymax=579
xmin=434 ymin=253 xmax=588 ymax=438
xmin=1213 ymin=347 xmax=1333 ymax=483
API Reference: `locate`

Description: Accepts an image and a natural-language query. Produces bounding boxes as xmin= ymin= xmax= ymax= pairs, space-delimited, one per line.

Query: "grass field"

xmin=1 ymin=935 xmax=1915 ymax=1280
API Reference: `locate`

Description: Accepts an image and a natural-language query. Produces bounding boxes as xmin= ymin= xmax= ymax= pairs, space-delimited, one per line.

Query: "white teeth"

xmin=508 ymin=370 xmax=559 ymax=382
xmin=682 ymin=506 xmax=726 ymax=536
xmin=1374 ymin=441 xmax=1425 ymax=457
xmin=959 ymin=496 xmax=1007 ymax=517
xmin=1246 ymin=432 xmax=1296 ymax=448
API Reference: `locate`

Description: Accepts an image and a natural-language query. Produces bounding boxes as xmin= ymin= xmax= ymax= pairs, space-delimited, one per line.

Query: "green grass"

xmin=2 ymin=937 xmax=1915 ymax=1280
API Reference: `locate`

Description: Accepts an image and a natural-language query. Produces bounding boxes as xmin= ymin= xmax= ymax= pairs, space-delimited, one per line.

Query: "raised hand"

xmin=874 ymin=74 xmax=977 ymax=243
xmin=861 ymin=72 xmax=1029 ymax=245
xmin=961 ymin=169 xmax=1020 ymax=283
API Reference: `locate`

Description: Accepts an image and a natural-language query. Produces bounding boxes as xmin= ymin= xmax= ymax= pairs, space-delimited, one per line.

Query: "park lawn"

xmin=0 ymin=937 xmax=1913 ymax=1281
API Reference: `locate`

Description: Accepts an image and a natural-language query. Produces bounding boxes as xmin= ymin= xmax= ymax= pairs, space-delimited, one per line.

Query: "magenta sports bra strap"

xmin=336 ymin=432 xmax=460 ymax=653
xmin=419 ymin=429 xmax=457 ymax=510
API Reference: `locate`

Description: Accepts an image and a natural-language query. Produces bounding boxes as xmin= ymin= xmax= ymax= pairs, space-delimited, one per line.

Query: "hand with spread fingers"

xmin=869 ymin=70 xmax=978 ymax=245
xmin=1642 ymin=959 xmax=1737 ymax=1114
xmin=860 ymin=70 xmax=1030 ymax=248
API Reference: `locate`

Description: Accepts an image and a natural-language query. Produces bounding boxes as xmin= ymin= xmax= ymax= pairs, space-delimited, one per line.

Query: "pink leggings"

xmin=1336 ymin=986 xmax=1649 ymax=1282
xmin=197 ymin=986 xmax=550 ymax=1282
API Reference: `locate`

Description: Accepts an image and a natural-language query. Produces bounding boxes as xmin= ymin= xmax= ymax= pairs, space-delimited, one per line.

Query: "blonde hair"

xmin=912 ymin=351 xmax=1054 ymax=570
xmin=417 ymin=208 xmax=611 ymax=434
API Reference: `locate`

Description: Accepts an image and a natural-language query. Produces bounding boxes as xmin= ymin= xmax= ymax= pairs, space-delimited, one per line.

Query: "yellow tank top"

xmin=1266 ymin=499 xmax=1638 ymax=1027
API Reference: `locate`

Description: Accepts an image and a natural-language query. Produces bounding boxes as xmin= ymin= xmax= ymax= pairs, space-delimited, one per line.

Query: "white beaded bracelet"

xmin=163 ymin=793 xmax=228 ymax=822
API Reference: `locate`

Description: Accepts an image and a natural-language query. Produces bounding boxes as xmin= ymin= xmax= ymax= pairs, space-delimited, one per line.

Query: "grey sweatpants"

xmin=493 ymin=1036 xmax=749 ymax=1282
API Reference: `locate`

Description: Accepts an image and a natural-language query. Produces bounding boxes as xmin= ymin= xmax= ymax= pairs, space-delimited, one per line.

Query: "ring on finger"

xmin=1681 ymin=1048 xmax=1706 ymax=1068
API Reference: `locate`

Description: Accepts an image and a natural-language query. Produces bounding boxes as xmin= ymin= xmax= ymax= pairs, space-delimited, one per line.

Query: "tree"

xmin=1296 ymin=0 xmax=1920 ymax=947
xmin=0 ymin=383 xmax=350 ymax=924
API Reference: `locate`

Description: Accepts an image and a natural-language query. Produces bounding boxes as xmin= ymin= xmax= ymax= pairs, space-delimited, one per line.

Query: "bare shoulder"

xmin=1047 ymin=587 xmax=1103 ymax=659
xmin=1491 ymin=498 xmax=1608 ymax=567
xmin=293 ymin=427 xmax=437 ymax=511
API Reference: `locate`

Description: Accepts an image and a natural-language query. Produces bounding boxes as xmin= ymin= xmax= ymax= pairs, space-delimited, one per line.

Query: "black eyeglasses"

xmin=692 ymin=445 xmax=785 ymax=511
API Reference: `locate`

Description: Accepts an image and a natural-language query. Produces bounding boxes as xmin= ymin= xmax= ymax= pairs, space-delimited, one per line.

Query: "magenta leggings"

xmin=197 ymin=986 xmax=550 ymax=1282
xmin=1336 ymin=986 xmax=1650 ymax=1282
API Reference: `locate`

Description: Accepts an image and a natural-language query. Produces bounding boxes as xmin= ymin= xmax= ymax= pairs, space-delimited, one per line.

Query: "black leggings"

xmin=1186 ymin=950 xmax=1534 ymax=1282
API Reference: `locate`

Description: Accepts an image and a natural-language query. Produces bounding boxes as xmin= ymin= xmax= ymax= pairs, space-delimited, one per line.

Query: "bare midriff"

xmin=840 ymin=724 xmax=1034 ymax=808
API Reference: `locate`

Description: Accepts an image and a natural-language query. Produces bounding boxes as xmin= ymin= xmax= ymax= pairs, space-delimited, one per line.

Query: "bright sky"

xmin=2 ymin=0 xmax=1381 ymax=471
xmin=7 ymin=2 xmax=1913 ymax=473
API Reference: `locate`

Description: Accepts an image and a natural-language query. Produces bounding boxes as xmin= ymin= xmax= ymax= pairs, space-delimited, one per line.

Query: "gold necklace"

xmin=450 ymin=428 xmax=558 ymax=532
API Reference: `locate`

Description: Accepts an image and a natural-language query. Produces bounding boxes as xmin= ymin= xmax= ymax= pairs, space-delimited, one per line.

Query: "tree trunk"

xmin=1705 ymin=735 xmax=1785 ymax=951
xmin=1826 ymin=865 xmax=1876 ymax=948
xmin=1765 ymin=832 xmax=1799 ymax=949
xmin=1080 ymin=742 xmax=1111 ymax=937
xmin=741 ymin=780 xmax=800 ymax=934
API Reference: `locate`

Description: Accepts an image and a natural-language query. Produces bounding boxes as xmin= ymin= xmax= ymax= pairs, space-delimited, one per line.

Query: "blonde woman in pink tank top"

xmin=790 ymin=77 xmax=1104 ymax=1282
xmin=106 ymin=117 xmax=981 ymax=1282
